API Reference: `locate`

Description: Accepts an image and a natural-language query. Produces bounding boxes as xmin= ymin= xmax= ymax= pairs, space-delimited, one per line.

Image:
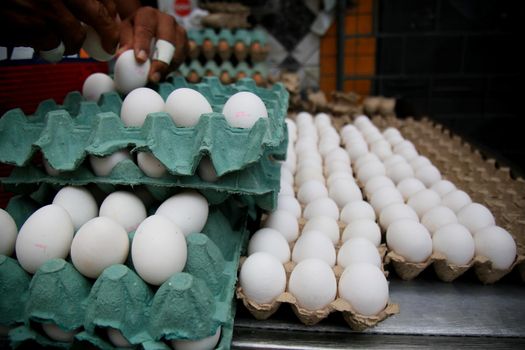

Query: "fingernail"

xmin=151 ymin=72 xmax=160 ymax=83
xmin=137 ymin=50 xmax=148 ymax=61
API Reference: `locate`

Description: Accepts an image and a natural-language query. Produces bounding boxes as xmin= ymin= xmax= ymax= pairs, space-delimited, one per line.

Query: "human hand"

xmin=118 ymin=6 xmax=188 ymax=83
xmin=0 ymin=0 xmax=119 ymax=58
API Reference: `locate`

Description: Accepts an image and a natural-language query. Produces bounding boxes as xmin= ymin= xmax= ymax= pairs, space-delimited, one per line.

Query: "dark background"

xmin=374 ymin=0 xmax=524 ymax=173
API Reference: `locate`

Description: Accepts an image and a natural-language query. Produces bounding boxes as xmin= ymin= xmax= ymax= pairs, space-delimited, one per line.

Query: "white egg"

xmin=327 ymin=171 xmax=354 ymax=187
xmin=386 ymin=161 xmax=414 ymax=184
xmin=0 ymin=208 xmax=17 ymax=256
xmin=354 ymin=115 xmax=373 ymax=129
xmin=383 ymin=154 xmax=405 ymax=169
xmin=137 ymin=151 xmax=168 ymax=178
xmin=240 ymin=252 xmax=286 ymax=304
xmin=382 ymin=127 xmax=402 ymax=140
xmin=297 ymin=157 xmax=323 ymax=173
xmin=156 ymin=191 xmax=209 ymax=236
xmin=132 ymin=215 xmax=187 ymax=285
xmin=107 ymin=328 xmax=132 ymax=348
xmin=52 ymin=186 xmax=98 ymax=231
xmin=442 ymin=190 xmax=472 ymax=213
xmin=197 ymin=156 xmax=218 ymax=182
xmin=70 ymin=217 xmax=129 ymax=278
xmin=171 ymin=326 xmax=221 ymax=350
xmin=357 ymin=161 xmax=386 ymax=185
xmin=433 ymin=223 xmax=475 ymax=265
xmin=364 ymin=175 xmax=395 ymax=198
xmin=409 ymin=156 xmax=432 ymax=171
xmin=325 ymin=148 xmax=350 ymax=165
xmin=341 ymin=219 xmax=381 ymax=247
xmin=42 ymin=323 xmax=77 ymax=342
xmin=303 ymin=197 xmax=339 ymax=221
xmin=82 ymin=24 xmax=116 ymax=61
xmin=407 ymin=189 xmax=441 ymax=218
xmin=325 ymin=160 xmax=352 ymax=176
xmin=397 ymin=177 xmax=426 ymax=201
xmin=114 ymin=50 xmax=151 ymax=94
xmin=345 ymin=141 xmax=368 ymax=160
xmin=430 ymin=180 xmax=456 ymax=197
xmin=474 ymin=226 xmax=517 ymax=270
xmin=294 ymin=168 xmax=325 ymax=187
xmin=341 ymin=124 xmax=359 ymax=139
xmin=318 ymin=140 xmax=339 ymax=157
xmin=82 ymin=73 xmax=115 ymax=102
xmin=415 ymin=165 xmax=442 ymax=187
xmin=99 ymin=191 xmax=147 ymax=233
xmin=337 ymin=237 xmax=382 ymax=269
xmin=393 ymin=140 xmax=415 ymax=154
xmin=286 ymin=118 xmax=297 ymax=142
xmin=89 ymin=149 xmax=131 ymax=177
xmin=303 ymin=216 xmax=340 ymax=245
xmin=457 ymin=203 xmax=495 ymax=234
xmin=264 ymin=210 xmax=299 ymax=243
xmin=328 ymin=179 xmax=362 ymax=208
xmin=379 ymin=203 xmax=419 ymax=231
xmin=165 ymin=88 xmax=213 ymax=127
xmin=276 ymin=195 xmax=301 ymax=219
xmin=222 ymin=91 xmax=268 ymax=128
xmin=280 ymin=167 xmax=294 ymax=186
xmin=282 ymin=154 xmax=297 ymax=174
xmin=385 ymin=133 xmax=404 ymax=146
xmin=369 ymin=187 xmax=404 ymax=215
xmin=370 ymin=139 xmax=392 ymax=160
xmin=288 ymin=259 xmax=337 ymax=310
xmin=248 ymin=228 xmax=291 ymax=263
xmin=296 ymin=111 xmax=313 ymax=125
xmin=420 ymin=206 xmax=458 ymax=235
xmin=297 ymin=180 xmax=328 ymax=205
xmin=15 ymin=205 xmax=74 ymax=274
xmin=397 ymin=147 xmax=418 ymax=161
xmin=340 ymin=201 xmax=376 ymax=224
xmin=292 ymin=231 xmax=336 ymax=266
xmin=120 ymin=87 xmax=165 ymax=127
xmin=353 ymin=153 xmax=380 ymax=172
xmin=279 ymin=180 xmax=295 ymax=196
xmin=338 ymin=263 xmax=388 ymax=316
xmin=386 ymin=219 xmax=432 ymax=263
xmin=314 ymin=112 xmax=331 ymax=126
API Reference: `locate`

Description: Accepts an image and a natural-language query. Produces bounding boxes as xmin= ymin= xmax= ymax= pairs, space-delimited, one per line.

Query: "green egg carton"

xmin=202 ymin=28 xmax=219 ymax=45
xmin=188 ymin=60 xmax=205 ymax=77
xmin=252 ymin=63 xmax=268 ymax=76
xmin=219 ymin=62 xmax=236 ymax=77
xmin=218 ymin=29 xmax=235 ymax=46
xmin=235 ymin=62 xmax=252 ymax=77
xmin=2 ymin=194 xmax=250 ymax=349
xmin=251 ymin=29 xmax=267 ymax=45
xmin=0 ymin=77 xmax=288 ymax=176
xmin=233 ymin=29 xmax=251 ymax=46
xmin=204 ymin=61 xmax=220 ymax=76
xmin=188 ymin=29 xmax=204 ymax=45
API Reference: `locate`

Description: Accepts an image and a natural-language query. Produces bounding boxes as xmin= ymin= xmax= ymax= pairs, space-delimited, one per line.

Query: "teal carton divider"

xmin=0 ymin=256 xmax=31 ymax=329
xmin=2 ymin=193 xmax=249 ymax=349
xmin=0 ymin=77 xmax=288 ymax=176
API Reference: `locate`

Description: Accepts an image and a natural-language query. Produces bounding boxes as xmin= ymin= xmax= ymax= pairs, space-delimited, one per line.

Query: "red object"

xmin=0 ymin=61 xmax=108 ymax=115
xmin=0 ymin=60 xmax=108 ymax=207
xmin=174 ymin=0 xmax=192 ymax=17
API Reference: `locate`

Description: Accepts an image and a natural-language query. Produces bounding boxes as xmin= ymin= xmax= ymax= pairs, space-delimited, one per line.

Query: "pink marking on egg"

xmin=235 ymin=111 xmax=250 ymax=118
xmin=35 ymin=243 xmax=47 ymax=249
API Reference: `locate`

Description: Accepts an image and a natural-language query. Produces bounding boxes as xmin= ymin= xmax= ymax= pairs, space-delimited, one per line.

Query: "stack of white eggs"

xmin=240 ymin=112 xmax=391 ymax=322
xmin=344 ymin=115 xmax=517 ymax=276
xmin=0 ymin=187 xmax=213 ymax=348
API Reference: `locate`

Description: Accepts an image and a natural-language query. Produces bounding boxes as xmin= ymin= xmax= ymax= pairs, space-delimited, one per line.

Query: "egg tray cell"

xmin=365 ymin=115 xmax=525 ymax=284
xmin=0 ymin=76 xmax=288 ymax=177
xmin=0 ymin=195 xmax=250 ymax=350
xmin=0 ymin=141 xmax=282 ymax=213
xmin=236 ymin=218 xmax=398 ymax=331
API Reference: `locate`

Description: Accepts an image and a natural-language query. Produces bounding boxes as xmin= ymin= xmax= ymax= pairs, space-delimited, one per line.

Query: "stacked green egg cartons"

xmin=0 ymin=76 xmax=288 ymax=349
xmin=180 ymin=29 xmax=269 ymax=85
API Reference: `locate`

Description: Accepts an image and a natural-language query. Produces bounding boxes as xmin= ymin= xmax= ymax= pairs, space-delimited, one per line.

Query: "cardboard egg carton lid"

xmin=370 ymin=115 xmax=525 ymax=283
xmin=0 ymin=76 xmax=289 ymax=177
xmin=3 ymin=195 xmax=249 ymax=349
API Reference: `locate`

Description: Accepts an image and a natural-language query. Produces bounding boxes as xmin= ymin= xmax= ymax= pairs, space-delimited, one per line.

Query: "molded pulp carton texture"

xmin=0 ymin=77 xmax=288 ymax=211
xmin=1 ymin=194 xmax=249 ymax=349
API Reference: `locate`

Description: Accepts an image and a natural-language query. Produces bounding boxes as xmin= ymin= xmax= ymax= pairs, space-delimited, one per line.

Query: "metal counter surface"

xmin=232 ymin=270 xmax=525 ymax=349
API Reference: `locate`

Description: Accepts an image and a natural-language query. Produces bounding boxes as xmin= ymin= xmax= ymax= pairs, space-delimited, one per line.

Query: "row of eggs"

xmin=0 ymin=187 xmax=208 ymax=284
xmin=83 ymin=72 xmax=268 ymax=129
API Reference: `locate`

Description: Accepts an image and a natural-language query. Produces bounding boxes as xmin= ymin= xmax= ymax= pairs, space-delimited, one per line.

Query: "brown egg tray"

xmin=370 ymin=115 xmax=525 ymax=282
